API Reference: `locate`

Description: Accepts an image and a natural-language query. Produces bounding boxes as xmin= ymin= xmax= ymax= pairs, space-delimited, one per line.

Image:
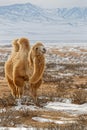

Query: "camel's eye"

xmin=36 ymin=47 xmax=38 ymax=50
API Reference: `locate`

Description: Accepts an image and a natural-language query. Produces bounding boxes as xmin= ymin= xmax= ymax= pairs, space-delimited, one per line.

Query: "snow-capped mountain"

xmin=0 ymin=3 xmax=87 ymax=44
xmin=0 ymin=3 xmax=53 ymax=22
xmin=0 ymin=3 xmax=87 ymax=23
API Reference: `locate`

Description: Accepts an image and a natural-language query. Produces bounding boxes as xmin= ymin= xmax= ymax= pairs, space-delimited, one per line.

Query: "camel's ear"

xmin=29 ymin=57 xmax=45 ymax=84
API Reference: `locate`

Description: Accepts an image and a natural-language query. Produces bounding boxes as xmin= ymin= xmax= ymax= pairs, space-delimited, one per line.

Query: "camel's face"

xmin=39 ymin=45 xmax=46 ymax=54
xmin=33 ymin=42 xmax=46 ymax=55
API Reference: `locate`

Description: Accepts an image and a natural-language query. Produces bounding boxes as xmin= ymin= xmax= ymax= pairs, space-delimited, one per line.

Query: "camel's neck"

xmin=36 ymin=54 xmax=45 ymax=61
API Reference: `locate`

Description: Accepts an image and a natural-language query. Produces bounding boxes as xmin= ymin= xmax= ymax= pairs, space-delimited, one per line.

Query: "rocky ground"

xmin=0 ymin=45 xmax=87 ymax=130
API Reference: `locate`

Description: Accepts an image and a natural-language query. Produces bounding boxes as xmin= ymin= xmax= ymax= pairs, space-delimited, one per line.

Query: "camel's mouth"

xmin=42 ymin=48 xmax=46 ymax=54
xmin=40 ymin=46 xmax=46 ymax=54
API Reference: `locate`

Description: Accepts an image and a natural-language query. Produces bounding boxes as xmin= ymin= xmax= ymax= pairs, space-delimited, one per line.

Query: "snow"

xmin=0 ymin=108 xmax=6 ymax=113
xmin=0 ymin=127 xmax=36 ymax=130
xmin=12 ymin=99 xmax=38 ymax=111
xmin=46 ymin=46 xmax=87 ymax=65
xmin=10 ymin=98 xmax=87 ymax=118
xmin=14 ymin=104 xmax=37 ymax=111
xmin=45 ymin=102 xmax=87 ymax=115
xmin=32 ymin=117 xmax=75 ymax=124
xmin=58 ymin=73 xmax=73 ymax=76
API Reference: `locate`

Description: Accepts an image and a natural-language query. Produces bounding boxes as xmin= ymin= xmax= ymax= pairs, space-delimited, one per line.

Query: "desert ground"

xmin=0 ymin=44 xmax=87 ymax=130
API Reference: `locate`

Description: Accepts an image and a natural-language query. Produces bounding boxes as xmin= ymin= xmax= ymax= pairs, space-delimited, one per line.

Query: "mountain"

xmin=0 ymin=3 xmax=55 ymax=22
xmin=0 ymin=3 xmax=87 ymax=23
xmin=0 ymin=3 xmax=87 ymax=44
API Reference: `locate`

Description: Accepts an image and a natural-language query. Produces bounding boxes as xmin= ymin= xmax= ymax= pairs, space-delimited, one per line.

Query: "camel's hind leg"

xmin=6 ymin=75 xmax=17 ymax=98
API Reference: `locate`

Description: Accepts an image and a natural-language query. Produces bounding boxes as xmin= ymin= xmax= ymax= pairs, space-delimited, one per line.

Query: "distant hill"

xmin=0 ymin=3 xmax=87 ymax=44
xmin=0 ymin=3 xmax=87 ymax=23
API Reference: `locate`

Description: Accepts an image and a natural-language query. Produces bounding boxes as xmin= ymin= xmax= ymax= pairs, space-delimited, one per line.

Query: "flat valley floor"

xmin=0 ymin=45 xmax=87 ymax=130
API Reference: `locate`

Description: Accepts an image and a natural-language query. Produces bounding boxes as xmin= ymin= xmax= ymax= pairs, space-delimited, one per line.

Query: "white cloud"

xmin=0 ymin=0 xmax=87 ymax=8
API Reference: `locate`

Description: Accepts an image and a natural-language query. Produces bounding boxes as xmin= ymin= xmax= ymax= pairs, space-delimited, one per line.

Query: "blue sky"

xmin=0 ymin=0 xmax=87 ymax=8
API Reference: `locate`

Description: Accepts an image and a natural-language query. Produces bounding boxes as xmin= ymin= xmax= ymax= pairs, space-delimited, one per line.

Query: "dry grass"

xmin=0 ymin=107 xmax=78 ymax=128
xmin=0 ymin=46 xmax=87 ymax=129
xmin=72 ymin=90 xmax=87 ymax=104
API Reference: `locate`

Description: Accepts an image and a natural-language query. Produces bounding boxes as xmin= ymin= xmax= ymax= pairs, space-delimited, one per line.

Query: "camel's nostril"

xmin=43 ymin=48 xmax=46 ymax=53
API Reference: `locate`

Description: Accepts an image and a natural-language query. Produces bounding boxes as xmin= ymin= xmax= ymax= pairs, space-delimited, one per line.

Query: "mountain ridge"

xmin=0 ymin=3 xmax=87 ymax=23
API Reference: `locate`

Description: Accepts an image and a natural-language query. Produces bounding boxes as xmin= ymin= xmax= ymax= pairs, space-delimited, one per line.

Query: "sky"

xmin=0 ymin=0 xmax=87 ymax=8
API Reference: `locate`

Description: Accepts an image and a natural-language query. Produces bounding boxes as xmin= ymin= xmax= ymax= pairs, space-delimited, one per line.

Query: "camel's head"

xmin=32 ymin=42 xmax=46 ymax=56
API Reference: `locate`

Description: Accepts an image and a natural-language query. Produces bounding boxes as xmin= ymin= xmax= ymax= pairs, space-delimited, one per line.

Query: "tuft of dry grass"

xmin=72 ymin=90 xmax=87 ymax=104
xmin=78 ymin=114 xmax=87 ymax=126
xmin=0 ymin=109 xmax=21 ymax=127
xmin=0 ymin=94 xmax=16 ymax=107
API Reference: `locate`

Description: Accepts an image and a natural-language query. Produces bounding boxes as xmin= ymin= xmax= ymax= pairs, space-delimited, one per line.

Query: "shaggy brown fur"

xmin=28 ymin=42 xmax=46 ymax=104
xmin=5 ymin=39 xmax=19 ymax=97
xmin=5 ymin=38 xmax=30 ymax=98
xmin=12 ymin=39 xmax=19 ymax=53
xmin=13 ymin=38 xmax=30 ymax=98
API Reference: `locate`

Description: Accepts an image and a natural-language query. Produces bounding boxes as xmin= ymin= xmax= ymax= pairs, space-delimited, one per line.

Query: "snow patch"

xmin=0 ymin=127 xmax=36 ymax=130
xmin=45 ymin=102 xmax=87 ymax=115
xmin=59 ymin=72 xmax=73 ymax=76
xmin=32 ymin=117 xmax=75 ymax=124
xmin=11 ymin=99 xmax=39 ymax=111
xmin=13 ymin=104 xmax=38 ymax=111
xmin=0 ymin=108 xmax=6 ymax=113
